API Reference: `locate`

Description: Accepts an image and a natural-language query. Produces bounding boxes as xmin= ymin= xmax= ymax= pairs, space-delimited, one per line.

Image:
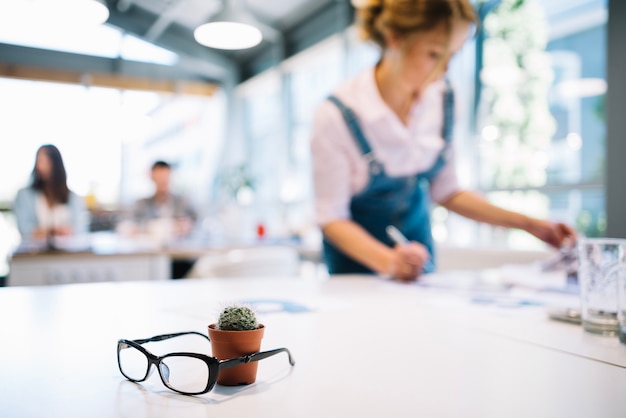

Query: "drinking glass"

xmin=618 ymin=259 xmax=626 ymax=344
xmin=578 ymin=238 xmax=626 ymax=336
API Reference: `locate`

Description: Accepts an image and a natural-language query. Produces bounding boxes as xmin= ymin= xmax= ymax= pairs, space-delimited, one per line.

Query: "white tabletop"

xmin=1 ymin=274 xmax=625 ymax=418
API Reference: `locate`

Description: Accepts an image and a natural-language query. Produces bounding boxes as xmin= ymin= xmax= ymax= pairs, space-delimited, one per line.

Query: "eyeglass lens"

xmin=161 ymin=354 xmax=210 ymax=394
xmin=119 ymin=343 xmax=211 ymax=394
xmin=118 ymin=343 xmax=149 ymax=381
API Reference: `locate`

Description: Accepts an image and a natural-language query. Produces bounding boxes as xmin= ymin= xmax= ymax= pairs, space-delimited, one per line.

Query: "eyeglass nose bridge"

xmin=140 ymin=352 xmax=163 ymax=381
xmin=158 ymin=362 xmax=171 ymax=382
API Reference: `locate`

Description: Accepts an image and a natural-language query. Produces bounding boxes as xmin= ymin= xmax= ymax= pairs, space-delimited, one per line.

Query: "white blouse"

xmin=310 ymin=68 xmax=461 ymax=226
xmin=35 ymin=194 xmax=72 ymax=231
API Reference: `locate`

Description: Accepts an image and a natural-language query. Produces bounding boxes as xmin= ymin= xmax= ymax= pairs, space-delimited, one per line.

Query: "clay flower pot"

xmin=208 ymin=323 xmax=265 ymax=386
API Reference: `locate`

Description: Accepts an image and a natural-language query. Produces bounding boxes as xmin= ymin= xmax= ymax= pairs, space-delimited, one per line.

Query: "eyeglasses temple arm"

xmin=132 ymin=331 xmax=210 ymax=345
xmin=219 ymin=347 xmax=296 ymax=371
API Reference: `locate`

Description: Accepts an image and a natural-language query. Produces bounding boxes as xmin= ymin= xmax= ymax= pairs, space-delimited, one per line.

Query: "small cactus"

xmin=217 ymin=305 xmax=258 ymax=331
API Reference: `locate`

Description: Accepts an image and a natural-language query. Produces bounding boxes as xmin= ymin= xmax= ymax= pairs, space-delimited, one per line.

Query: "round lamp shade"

xmin=0 ymin=0 xmax=109 ymax=28
xmin=194 ymin=21 xmax=262 ymax=50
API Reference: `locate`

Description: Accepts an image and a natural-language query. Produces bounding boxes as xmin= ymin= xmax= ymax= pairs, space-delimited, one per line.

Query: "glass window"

xmin=0 ymin=77 xmax=223 ymax=216
xmin=285 ymin=36 xmax=345 ymax=236
xmin=0 ymin=19 xmax=178 ymax=65
xmin=470 ymin=0 xmax=607 ymax=247
xmin=223 ymin=36 xmax=346 ymax=240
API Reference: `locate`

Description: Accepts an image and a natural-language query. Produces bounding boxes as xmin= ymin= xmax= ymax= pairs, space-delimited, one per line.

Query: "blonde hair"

xmin=355 ymin=0 xmax=478 ymax=49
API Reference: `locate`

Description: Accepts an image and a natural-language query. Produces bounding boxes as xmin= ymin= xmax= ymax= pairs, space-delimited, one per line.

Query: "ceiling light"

xmin=0 ymin=0 xmax=109 ymax=28
xmin=194 ymin=0 xmax=263 ymax=50
xmin=69 ymin=0 xmax=109 ymax=26
xmin=194 ymin=22 xmax=261 ymax=50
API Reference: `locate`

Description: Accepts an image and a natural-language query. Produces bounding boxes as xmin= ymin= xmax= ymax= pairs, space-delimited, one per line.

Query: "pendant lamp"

xmin=71 ymin=0 xmax=110 ymax=26
xmin=194 ymin=0 xmax=263 ymax=50
xmin=0 ymin=0 xmax=109 ymax=28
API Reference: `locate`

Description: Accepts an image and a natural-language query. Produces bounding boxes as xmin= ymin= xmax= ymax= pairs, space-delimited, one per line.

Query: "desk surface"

xmin=1 ymin=274 xmax=625 ymax=418
xmin=10 ymin=231 xmax=311 ymax=259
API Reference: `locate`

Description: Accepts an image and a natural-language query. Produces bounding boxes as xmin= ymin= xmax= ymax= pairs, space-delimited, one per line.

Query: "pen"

xmin=386 ymin=225 xmax=409 ymax=245
xmin=385 ymin=225 xmax=434 ymax=273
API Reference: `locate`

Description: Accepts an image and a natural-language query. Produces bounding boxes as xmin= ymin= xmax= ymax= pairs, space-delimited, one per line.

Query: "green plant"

xmin=217 ymin=305 xmax=258 ymax=331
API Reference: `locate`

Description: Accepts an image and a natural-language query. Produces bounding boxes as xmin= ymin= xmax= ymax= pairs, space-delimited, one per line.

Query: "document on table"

xmin=417 ymin=263 xmax=578 ymax=311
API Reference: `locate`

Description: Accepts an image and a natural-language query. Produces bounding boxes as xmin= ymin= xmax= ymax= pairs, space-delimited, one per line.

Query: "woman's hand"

xmin=443 ymin=191 xmax=578 ymax=249
xmin=526 ymin=219 xmax=577 ymax=248
xmin=52 ymin=226 xmax=73 ymax=236
xmin=31 ymin=226 xmax=73 ymax=240
xmin=388 ymin=242 xmax=430 ymax=282
xmin=322 ymin=220 xmax=430 ymax=281
xmin=32 ymin=228 xmax=48 ymax=240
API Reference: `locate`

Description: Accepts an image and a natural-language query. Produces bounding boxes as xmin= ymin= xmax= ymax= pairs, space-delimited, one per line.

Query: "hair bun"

xmin=351 ymin=0 xmax=383 ymax=8
xmin=355 ymin=0 xmax=385 ymax=48
xmin=355 ymin=0 xmax=477 ymax=49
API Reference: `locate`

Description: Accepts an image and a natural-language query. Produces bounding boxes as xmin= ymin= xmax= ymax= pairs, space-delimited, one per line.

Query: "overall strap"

xmin=327 ymin=95 xmax=374 ymax=158
xmin=416 ymin=80 xmax=455 ymax=181
xmin=441 ymin=80 xmax=454 ymax=144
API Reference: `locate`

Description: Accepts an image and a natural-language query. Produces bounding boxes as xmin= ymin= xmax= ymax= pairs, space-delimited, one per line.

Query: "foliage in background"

xmin=215 ymin=163 xmax=255 ymax=205
xmin=478 ymin=0 xmax=556 ymax=190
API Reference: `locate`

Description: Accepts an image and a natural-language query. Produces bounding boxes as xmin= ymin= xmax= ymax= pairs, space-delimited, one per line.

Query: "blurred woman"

xmin=310 ymin=0 xmax=575 ymax=281
xmin=13 ymin=144 xmax=88 ymax=240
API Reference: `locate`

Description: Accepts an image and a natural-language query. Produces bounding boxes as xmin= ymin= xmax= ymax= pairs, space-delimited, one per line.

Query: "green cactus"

xmin=217 ymin=305 xmax=258 ymax=331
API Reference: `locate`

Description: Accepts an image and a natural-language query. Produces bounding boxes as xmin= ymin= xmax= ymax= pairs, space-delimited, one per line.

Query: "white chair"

xmin=186 ymin=246 xmax=301 ymax=278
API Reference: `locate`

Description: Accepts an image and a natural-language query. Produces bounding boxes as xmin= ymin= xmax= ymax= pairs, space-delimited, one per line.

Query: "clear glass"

xmin=118 ymin=343 xmax=150 ymax=381
xmin=578 ymin=238 xmax=626 ymax=336
xmin=0 ymin=78 xmax=224 ymax=212
xmin=618 ymin=261 xmax=626 ymax=344
xmin=478 ymin=0 xmax=607 ymax=189
xmin=161 ymin=354 xmax=211 ymax=394
xmin=469 ymin=0 xmax=608 ymax=249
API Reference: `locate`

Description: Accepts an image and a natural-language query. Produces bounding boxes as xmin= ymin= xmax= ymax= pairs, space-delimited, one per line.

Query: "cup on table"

xmin=578 ymin=238 xmax=626 ymax=336
xmin=618 ymin=256 xmax=626 ymax=344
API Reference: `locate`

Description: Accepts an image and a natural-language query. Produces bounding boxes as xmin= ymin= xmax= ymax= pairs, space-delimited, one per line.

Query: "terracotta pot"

xmin=208 ymin=324 xmax=265 ymax=386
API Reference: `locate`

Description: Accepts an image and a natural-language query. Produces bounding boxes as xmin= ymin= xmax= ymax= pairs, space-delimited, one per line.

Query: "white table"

xmin=7 ymin=233 xmax=173 ymax=285
xmin=0 ymin=274 xmax=625 ymax=418
xmin=7 ymin=232 xmax=316 ymax=285
xmin=8 ymin=251 xmax=171 ymax=285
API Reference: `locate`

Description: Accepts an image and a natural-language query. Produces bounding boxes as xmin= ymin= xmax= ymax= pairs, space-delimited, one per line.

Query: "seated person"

xmin=132 ymin=160 xmax=198 ymax=240
xmin=13 ymin=144 xmax=89 ymax=242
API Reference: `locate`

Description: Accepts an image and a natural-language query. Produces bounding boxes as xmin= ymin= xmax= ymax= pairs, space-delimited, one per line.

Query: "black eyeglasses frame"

xmin=117 ymin=331 xmax=295 ymax=396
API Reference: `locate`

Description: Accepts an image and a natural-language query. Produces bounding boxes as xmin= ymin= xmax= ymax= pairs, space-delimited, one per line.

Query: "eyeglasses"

xmin=117 ymin=331 xmax=295 ymax=395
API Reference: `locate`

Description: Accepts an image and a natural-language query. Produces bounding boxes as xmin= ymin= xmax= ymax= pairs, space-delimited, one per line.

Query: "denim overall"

xmin=322 ymin=84 xmax=454 ymax=275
